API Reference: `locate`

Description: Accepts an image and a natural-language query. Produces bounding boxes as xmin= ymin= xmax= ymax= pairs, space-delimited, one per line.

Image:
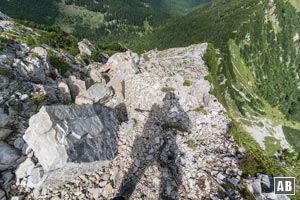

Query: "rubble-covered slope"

xmin=0 ymin=20 xmax=288 ymax=200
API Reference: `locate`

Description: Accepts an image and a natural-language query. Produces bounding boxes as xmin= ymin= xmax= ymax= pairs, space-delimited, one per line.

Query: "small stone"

xmin=111 ymin=167 xmax=119 ymax=187
xmin=237 ymin=183 xmax=245 ymax=191
xmin=78 ymin=39 xmax=94 ymax=56
xmin=0 ymin=189 xmax=5 ymax=199
xmin=32 ymin=189 xmax=40 ymax=199
xmin=41 ymin=188 xmax=48 ymax=196
xmin=67 ymin=76 xmax=86 ymax=101
xmin=228 ymin=177 xmax=239 ymax=186
xmin=75 ymin=83 xmax=112 ymax=105
xmin=217 ymin=173 xmax=225 ymax=180
xmin=14 ymin=137 xmax=26 ymax=150
xmin=58 ymin=82 xmax=72 ymax=104
xmin=11 ymin=196 xmax=24 ymax=200
xmin=0 ymin=108 xmax=9 ymax=128
xmin=146 ymin=155 xmax=154 ymax=160
xmin=0 ymin=141 xmax=21 ymax=171
xmin=0 ymin=128 xmax=12 ymax=140
xmin=102 ymin=183 xmax=113 ymax=198
xmin=1 ymin=170 xmax=14 ymax=184
xmin=20 ymin=94 xmax=29 ymax=101
xmin=15 ymin=158 xmax=35 ymax=180
xmin=88 ymin=188 xmax=103 ymax=199
xmin=99 ymin=181 xmax=107 ymax=187
xmin=101 ymin=174 xmax=110 ymax=181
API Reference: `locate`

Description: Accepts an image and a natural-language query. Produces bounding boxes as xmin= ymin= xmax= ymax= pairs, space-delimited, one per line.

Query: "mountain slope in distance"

xmin=0 ymin=0 xmax=210 ymax=43
xmin=134 ymin=0 xmax=300 ymax=197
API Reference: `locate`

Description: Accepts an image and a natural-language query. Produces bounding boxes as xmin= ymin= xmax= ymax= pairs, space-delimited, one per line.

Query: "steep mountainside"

xmin=0 ymin=0 xmax=299 ymax=199
xmin=0 ymin=0 xmax=209 ymax=43
xmin=133 ymin=0 xmax=300 ymax=197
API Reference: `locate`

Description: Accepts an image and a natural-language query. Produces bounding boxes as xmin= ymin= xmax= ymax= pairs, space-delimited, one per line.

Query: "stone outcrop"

xmin=11 ymin=45 xmax=50 ymax=83
xmin=21 ymin=105 xmax=120 ymax=187
xmin=0 ymin=11 xmax=11 ymax=20
xmin=78 ymin=39 xmax=94 ymax=56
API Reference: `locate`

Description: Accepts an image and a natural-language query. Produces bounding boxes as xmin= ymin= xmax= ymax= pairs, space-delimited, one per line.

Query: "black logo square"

xmin=274 ymin=177 xmax=295 ymax=195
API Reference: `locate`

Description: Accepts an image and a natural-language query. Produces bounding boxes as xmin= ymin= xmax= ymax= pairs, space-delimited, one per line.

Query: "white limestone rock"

xmin=23 ymin=104 xmax=120 ymax=187
xmin=78 ymin=39 xmax=94 ymax=56
xmin=75 ymin=83 xmax=113 ymax=105
xmin=67 ymin=76 xmax=86 ymax=101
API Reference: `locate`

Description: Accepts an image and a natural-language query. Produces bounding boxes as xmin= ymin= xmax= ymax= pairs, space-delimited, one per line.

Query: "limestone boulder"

xmin=78 ymin=39 xmax=94 ymax=56
xmin=67 ymin=76 xmax=86 ymax=101
xmin=75 ymin=83 xmax=113 ymax=105
xmin=22 ymin=104 xmax=120 ymax=187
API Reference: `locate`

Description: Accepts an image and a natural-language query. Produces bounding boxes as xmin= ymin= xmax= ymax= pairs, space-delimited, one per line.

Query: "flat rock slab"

xmin=23 ymin=104 xmax=120 ymax=187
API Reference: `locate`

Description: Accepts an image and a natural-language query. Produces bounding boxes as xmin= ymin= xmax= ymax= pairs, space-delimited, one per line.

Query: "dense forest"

xmin=0 ymin=0 xmax=209 ymax=43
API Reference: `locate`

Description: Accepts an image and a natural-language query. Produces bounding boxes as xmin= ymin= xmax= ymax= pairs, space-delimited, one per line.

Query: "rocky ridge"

xmin=0 ymin=20 xmax=287 ymax=200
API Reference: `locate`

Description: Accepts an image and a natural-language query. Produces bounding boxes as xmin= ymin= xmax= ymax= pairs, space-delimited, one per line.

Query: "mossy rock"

xmin=183 ymin=80 xmax=192 ymax=87
xmin=161 ymin=87 xmax=175 ymax=93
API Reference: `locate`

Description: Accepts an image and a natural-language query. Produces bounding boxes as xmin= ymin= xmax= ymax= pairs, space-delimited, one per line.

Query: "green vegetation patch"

xmin=97 ymin=42 xmax=127 ymax=56
xmin=161 ymin=87 xmax=175 ymax=93
xmin=194 ymin=107 xmax=207 ymax=115
xmin=264 ymin=136 xmax=281 ymax=156
xmin=31 ymin=93 xmax=47 ymax=105
xmin=0 ymin=66 xmax=13 ymax=78
xmin=187 ymin=140 xmax=197 ymax=150
xmin=283 ymin=126 xmax=300 ymax=152
xmin=183 ymin=80 xmax=192 ymax=86
xmin=230 ymin=121 xmax=284 ymax=176
xmin=48 ymin=53 xmax=73 ymax=76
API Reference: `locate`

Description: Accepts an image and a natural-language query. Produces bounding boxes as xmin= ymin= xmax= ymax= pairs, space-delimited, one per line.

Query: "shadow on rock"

xmin=114 ymin=92 xmax=192 ymax=200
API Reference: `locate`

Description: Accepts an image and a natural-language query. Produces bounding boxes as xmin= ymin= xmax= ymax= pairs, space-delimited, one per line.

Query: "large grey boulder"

xmin=22 ymin=104 xmax=120 ymax=187
xmin=0 ymin=141 xmax=21 ymax=171
xmin=75 ymin=83 xmax=113 ymax=105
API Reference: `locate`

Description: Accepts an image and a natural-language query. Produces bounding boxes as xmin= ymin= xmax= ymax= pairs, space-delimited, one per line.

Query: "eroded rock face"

xmin=22 ymin=105 xmax=120 ymax=187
